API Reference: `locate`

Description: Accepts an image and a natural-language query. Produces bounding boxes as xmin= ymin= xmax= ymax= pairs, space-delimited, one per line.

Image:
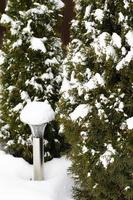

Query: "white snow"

xmin=21 ymin=91 xmax=30 ymax=102
xmin=72 ymin=51 xmax=86 ymax=64
xmin=29 ymin=37 xmax=47 ymax=53
xmin=25 ymin=77 xmax=43 ymax=92
xmin=22 ymin=20 xmax=32 ymax=34
xmin=71 ymin=19 xmax=79 ymax=29
xmin=106 ymin=45 xmax=116 ymax=59
xmin=0 ymin=14 xmax=12 ymax=24
xmin=120 ymin=122 xmax=127 ymax=130
xmin=1 ymin=125 xmax=10 ymax=134
xmin=10 ymin=21 xmax=21 ymax=35
xmin=60 ymin=77 xmax=77 ymax=104
xmin=97 ymin=108 xmax=107 ymax=120
xmin=45 ymin=57 xmax=59 ymax=66
xmin=80 ymin=131 xmax=88 ymax=140
xmin=84 ymin=73 xmax=105 ymax=91
xmin=87 ymin=172 xmax=91 ymax=177
xmin=75 ymin=2 xmax=82 ymax=11
xmin=51 ymin=0 xmax=64 ymax=9
xmin=93 ymin=32 xmax=109 ymax=50
xmin=1 ymin=14 xmax=21 ymax=36
xmin=0 ymin=151 xmax=73 ymax=200
xmin=85 ymin=68 xmax=92 ymax=80
xmin=115 ymin=30 xmax=133 ymax=71
xmin=99 ymin=144 xmax=116 ymax=169
xmin=118 ymin=101 xmax=124 ymax=111
xmin=94 ymin=9 xmax=104 ymax=22
xmin=122 ymin=47 xmax=127 ymax=55
xmin=125 ymin=31 xmax=133 ymax=47
xmin=85 ymin=21 xmax=95 ymax=34
xmin=116 ymin=50 xmax=133 ymax=70
xmin=124 ymin=186 xmax=130 ymax=191
xmin=118 ymin=12 xmax=125 ymax=23
xmin=112 ymin=33 xmax=122 ymax=48
xmin=41 ymin=72 xmax=54 ymax=80
xmin=0 ymin=50 xmax=5 ymax=65
xmin=100 ymin=94 xmax=108 ymax=104
xmin=20 ymin=101 xmax=55 ymax=125
xmin=12 ymin=103 xmax=23 ymax=112
xmin=28 ymin=5 xmax=48 ymax=15
xmin=84 ymin=5 xmax=92 ymax=18
xmin=92 ymin=32 xmax=116 ymax=59
xmin=60 ymin=78 xmax=71 ymax=95
xmin=126 ymin=117 xmax=133 ymax=129
xmin=106 ymin=30 xmax=133 ymax=71
xmin=124 ymin=0 xmax=129 ymax=9
xmin=69 ymin=104 xmax=91 ymax=121
xmin=82 ymin=145 xmax=88 ymax=154
xmin=12 ymin=39 xmax=22 ymax=48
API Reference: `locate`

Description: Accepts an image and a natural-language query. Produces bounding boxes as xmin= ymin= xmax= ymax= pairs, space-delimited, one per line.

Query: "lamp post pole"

xmin=33 ymin=137 xmax=44 ymax=180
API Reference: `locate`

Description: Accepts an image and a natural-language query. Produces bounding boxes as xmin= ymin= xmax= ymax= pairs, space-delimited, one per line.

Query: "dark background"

xmin=0 ymin=0 xmax=74 ymax=48
xmin=0 ymin=0 xmax=7 ymax=47
xmin=61 ymin=0 xmax=74 ymax=45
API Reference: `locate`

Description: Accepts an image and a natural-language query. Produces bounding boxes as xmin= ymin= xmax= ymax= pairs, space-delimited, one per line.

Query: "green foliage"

xmin=0 ymin=0 xmax=66 ymax=163
xmin=58 ymin=0 xmax=133 ymax=199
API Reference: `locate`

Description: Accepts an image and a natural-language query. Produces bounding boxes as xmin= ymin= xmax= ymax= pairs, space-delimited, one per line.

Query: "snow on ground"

xmin=0 ymin=151 xmax=73 ymax=200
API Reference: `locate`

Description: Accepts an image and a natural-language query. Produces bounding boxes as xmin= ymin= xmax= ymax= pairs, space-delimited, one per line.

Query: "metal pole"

xmin=33 ymin=137 xmax=44 ymax=180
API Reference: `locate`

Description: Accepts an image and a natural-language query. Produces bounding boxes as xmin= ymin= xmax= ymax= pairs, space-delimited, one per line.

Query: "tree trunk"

xmin=60 ymin=0 xmax=75 ymax=45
